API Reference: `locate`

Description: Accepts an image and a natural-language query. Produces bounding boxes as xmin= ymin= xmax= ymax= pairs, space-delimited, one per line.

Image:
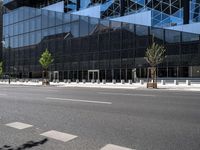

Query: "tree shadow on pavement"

xmin=0 ymin=138 xmax=48 ymax=150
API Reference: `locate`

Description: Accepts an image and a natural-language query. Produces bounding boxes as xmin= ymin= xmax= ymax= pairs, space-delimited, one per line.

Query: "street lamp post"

xmin=2 ymin=34 xmax=11 ymax=84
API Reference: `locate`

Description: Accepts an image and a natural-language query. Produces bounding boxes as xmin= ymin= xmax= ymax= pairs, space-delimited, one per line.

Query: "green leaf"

xmin=145 ymin=42 xmax=166 ymax=67
xmin=39 ymin=49 xmax=54 ymax=70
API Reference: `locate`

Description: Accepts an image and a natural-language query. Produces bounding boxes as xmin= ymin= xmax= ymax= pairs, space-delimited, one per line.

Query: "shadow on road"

xmin=0 ymin=138 xmax=48 ymax=150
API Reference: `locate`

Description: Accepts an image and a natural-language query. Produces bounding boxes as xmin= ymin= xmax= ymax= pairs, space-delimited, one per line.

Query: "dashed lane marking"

xmin=100 ymin=144 xmax=135 ymax=150
xmin=46 ymin=97 xmax=112 ymax=105
xmin=40 ymin=130 xmax=78 ymax=142
xmin=6 ymin=122 xmax=33 ymax=130
xmin=98 ymin=92 xmax=155 ymax=97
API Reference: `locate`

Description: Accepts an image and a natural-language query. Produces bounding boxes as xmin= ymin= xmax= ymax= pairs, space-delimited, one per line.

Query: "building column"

xmin=77 ymin=0 xmax=80 ymax=11
xmin=120 ymin=0 xmax=125 ymax=16
xmin=182 ymin=0 xmax=190 ymax=24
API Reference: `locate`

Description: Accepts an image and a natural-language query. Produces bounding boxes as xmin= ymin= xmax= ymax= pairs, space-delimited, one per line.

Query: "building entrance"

xmin=88 ymin=70 xmax=99 ymax=81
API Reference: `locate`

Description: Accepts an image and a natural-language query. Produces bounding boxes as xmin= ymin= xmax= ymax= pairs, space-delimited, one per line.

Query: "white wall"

xmin=165 ymin=22 xmax=200 ymax=34
xmin=71 ymin=5 xmax=101 ymax=18
xmin=42 ymin=1 xmax=64 ymax=13
xmin=111 ymin=11 xmax=152 ymax=26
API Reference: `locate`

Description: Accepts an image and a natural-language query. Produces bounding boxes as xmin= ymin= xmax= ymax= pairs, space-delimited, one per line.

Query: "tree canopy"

xmin=39 ymin=49 xmax=54 ymax=70
xmin=145 ymin=42 xmax=166 ymax=67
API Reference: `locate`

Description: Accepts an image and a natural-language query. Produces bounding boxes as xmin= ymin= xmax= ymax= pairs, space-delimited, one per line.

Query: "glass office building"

xmin=2 ymin=0 xmax=200 ymax=81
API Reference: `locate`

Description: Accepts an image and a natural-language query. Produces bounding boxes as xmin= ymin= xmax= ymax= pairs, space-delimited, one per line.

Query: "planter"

xmin=147 ymin=82 xmax=157 ymax=88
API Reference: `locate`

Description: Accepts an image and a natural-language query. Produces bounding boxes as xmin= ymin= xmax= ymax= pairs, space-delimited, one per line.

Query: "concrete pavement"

xmin=0 ymin=80 xmax=200 ymax=91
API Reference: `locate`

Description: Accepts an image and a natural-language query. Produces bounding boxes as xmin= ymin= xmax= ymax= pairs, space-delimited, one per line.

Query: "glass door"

xmin=88 ymin=70 xmax=99 ymax=81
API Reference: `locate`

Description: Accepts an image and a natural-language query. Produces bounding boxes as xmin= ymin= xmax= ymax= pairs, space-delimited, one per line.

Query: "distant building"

xmin=2 ymin=0 xmax=200 ymax=80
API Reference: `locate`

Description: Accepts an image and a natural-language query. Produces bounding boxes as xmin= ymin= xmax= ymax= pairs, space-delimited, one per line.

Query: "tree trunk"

xmin=42 ymin=69 xmax=50 ymax=85
xmin=150 ymin=67 xmax=156 ymax=83
xmin=152 ymin=67 xmax=156 ymax=83
xmin=147 ymin=67 xmax=157 ymax=88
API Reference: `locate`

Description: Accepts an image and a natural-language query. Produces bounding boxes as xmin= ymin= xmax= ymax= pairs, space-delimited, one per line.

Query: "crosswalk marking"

xmin=6 ymin=122 xmax=33 ymax=130
xmin=40 ymin=130 xmax=78 ymax=142
xmin=4 ymin=123 xmax=135 ymax=149
xmin=100 ymin=144 xmax=135 ymax=150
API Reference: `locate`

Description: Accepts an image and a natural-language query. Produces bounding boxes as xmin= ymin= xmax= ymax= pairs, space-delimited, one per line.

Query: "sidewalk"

xmin=0 ymin=81 xmax=200 ymax=91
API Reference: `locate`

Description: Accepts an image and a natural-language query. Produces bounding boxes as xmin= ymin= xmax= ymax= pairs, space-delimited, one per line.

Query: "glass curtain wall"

xmin=2 ymin=6 xmax=200 ymax=81
xmin=190 ymin=0 xmax=200 ymax=23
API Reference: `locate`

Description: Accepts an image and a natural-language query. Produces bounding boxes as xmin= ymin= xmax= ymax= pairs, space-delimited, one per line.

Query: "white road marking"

xmin=0 ymin=94 xmax=7 ymax=96
xmin=6 ymin=122 xmax=33 ymax=130
xmin=40 ymin=130 xmax=78 ymax=142
xmin=46 ymin=97 xmax=112 ymax=105
xmin=100 ymin=144 xmax=135 ymax=150
xmin=98 ymin=92 xmax=155 ymax=97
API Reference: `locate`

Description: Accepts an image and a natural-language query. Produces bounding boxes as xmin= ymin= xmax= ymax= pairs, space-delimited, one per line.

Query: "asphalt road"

xmin=0 ymin=84 xmax=200 ymax=150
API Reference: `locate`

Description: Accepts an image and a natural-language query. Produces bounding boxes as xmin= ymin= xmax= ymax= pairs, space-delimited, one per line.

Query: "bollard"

xmin=102 ymin=79 xmax=106 ymax=84
xmin=76 ymin=79 xmax=79 ymax=83
xmin=67 ymin=79 xmax=71 ymax=83
xmin=186 ymin=80 xmax=191 ymax=86
xmin=91 ymin=79 xmax=95 ymax=83
xmin=97 ymin=79 xmax=101 ymax=84
xmin=161 ymin=80 xmax=166 ymax=85
xmin=121 ymin=80 xmax=125 ymax=84
xmin=174 ymin=80 xmax=178 ymax=85
xmin=82 ymin=79 xmax=86 ymax=84
xmin=140 ymin=80 xmax=144 ymax=85
xmin=128 ymin=80 xmax=133 ymax=84
xmin=112 ymin=79 xmax=116 ymax=84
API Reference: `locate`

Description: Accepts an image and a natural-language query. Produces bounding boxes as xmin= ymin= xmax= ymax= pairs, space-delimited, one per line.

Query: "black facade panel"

xmin=77 ymin=0 xmax=80 ymax=11
xmin=183 ymin=0 xmax=190 ymax=24
xmin=120 ymin=0 xmax=125 ymax=16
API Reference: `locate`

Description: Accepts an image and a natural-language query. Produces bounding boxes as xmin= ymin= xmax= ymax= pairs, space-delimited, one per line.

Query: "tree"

xmin=0 ymin=62 xmax=3 ymax=78
xmin=145 ymin=40 xmax=166 ymax=88
xmin=39 ymin=49 xmax=54 ymax=85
